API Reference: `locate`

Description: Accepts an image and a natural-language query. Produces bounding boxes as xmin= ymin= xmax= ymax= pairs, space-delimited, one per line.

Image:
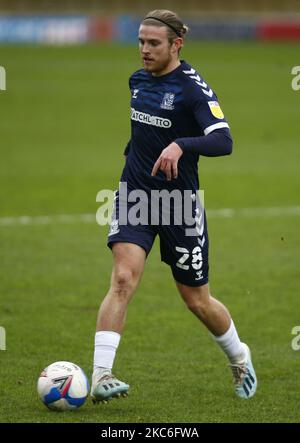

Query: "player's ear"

xmin=172 ymin=37 xmax=183 ymax=54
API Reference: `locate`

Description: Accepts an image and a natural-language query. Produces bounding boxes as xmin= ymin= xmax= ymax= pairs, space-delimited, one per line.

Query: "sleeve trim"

xmin=203 ymin=122 xmax=230 ymax=136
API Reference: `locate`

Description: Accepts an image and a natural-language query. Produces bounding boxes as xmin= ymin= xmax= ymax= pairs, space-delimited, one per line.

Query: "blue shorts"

xmin=107 ymin=189 xmax=209 ymax=287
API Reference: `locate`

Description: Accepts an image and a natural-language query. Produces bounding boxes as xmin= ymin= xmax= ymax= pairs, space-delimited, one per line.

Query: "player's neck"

xmin=152 ymin=59 xmax=181 ymax=77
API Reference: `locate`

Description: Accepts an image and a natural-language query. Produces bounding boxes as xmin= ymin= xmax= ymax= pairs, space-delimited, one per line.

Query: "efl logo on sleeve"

xmin=208 ymin=101 xmax=224 ymax=119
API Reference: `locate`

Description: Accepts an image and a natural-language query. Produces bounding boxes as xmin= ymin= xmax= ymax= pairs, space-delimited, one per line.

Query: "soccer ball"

xmin=37 ymin=361 xmax=89 ymax=411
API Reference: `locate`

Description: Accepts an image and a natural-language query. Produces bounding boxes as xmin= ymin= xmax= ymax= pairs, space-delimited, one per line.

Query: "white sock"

xmin=93 ymin=331 xmax=121 ymax=372
xmin=212 ymin=320 xmax=246 ymax=364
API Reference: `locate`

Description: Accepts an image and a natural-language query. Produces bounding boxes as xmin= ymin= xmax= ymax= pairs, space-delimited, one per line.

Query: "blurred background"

xmin=1 ymin=0 xmax=300 ymax=44
xmin=0 ymin=0 xmax=300 ymax=424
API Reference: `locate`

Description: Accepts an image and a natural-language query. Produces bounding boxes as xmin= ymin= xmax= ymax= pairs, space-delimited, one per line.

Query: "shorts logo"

xmin=160 ymin=92 xmax=175 ymax=110
xmin=131 ymin=107 xmax=172 ymax=128
xmin=108 ymin=219 xmax=120 ymax=236
xmin=207 ymin=101 xmax=224 ymax=119
xmin=195 ymin=270 xmax=203 ymax=280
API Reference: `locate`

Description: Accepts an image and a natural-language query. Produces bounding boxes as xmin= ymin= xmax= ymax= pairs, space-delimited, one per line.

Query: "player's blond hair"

xmin=142 ymin=9 xmax=189 ymax=46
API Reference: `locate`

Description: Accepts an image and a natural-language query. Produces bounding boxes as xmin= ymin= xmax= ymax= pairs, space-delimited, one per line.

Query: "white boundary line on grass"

xmin=0 ymin=206 xmax=300 ymax=227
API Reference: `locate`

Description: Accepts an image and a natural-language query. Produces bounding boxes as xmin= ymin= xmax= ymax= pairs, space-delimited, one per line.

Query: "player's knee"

xmin=183 ymin=287 xmax=211 ymax=317
xmin=185 ymin=298 xmax=208 ymax=316
xmin=111 ymin=268 xmax=135 ymax=299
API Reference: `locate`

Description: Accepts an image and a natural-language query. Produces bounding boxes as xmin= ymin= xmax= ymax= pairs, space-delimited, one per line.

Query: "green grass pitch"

xmin=0 ymin=42 xmax=300 ymax=423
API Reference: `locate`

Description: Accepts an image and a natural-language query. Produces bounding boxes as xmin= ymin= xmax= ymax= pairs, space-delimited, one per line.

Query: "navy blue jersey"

xmin=121 ymin=60 xmax=229 ymax=193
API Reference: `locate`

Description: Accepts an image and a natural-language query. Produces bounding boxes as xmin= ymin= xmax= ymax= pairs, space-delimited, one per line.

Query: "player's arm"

xmin=152 ymin=75 xmax=233 ymax=180
xmin=151 ymin=117 xmax=232 ymax=181
xmin=151 ymin=129 xmax=232 ymax=180
xmin=178 ymin=77 xmax=233 ymax=155
xmin=175 ymin=127 xmax=232 ymax=157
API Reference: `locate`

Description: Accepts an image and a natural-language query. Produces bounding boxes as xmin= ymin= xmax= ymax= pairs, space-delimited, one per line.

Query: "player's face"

xmin=138 ymin=25 xmax=181 ymax=76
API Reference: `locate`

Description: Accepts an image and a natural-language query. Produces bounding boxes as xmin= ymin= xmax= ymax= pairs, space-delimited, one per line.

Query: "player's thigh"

xmin=111 ymin=242 xmax=146 ymax=288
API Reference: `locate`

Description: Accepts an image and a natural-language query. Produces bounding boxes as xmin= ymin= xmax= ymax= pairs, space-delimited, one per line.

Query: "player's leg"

xmin=91 ymin=242 xmax=146 ymax=403
xmin=159 ymin=202 xmax=257 ymax=399
xmin=96 ymin=242 xmax=146 ymax=333
xmin=176 ymin=282 xmax=257 ymax=398
xmin=176 ymin=282 xmax=231 ymax=335
xmin=92 ymin=184 xmax=156 ymax=403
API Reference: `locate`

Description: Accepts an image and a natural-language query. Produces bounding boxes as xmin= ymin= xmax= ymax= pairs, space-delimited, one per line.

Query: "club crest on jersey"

xmin=160 ymin=92 xmax=175 ymax=110
xmin=208 ymin=101 xmax=224 ymax=119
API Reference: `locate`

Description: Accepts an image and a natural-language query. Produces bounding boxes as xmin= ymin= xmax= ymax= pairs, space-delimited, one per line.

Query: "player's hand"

xmin=151 ymin=142 xmax=183 ymax=181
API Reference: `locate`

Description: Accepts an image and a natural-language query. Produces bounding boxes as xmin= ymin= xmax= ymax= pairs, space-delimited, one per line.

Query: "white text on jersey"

xmin=131 ymin=108 xmax=172 ymax=128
